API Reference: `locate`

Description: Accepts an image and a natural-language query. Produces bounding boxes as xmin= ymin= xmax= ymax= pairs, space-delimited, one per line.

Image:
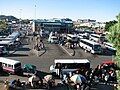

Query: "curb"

xmin=59 ymin=45 xmax=75 ymax=56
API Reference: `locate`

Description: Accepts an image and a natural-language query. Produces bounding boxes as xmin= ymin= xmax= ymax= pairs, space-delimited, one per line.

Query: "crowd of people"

xmin=2 ymin=62 xmax=119 ymax=90
xmin=58 ymin=61 xmax=119 ymax=90
xmin=90 ymin=62 xmax=117 ymax=84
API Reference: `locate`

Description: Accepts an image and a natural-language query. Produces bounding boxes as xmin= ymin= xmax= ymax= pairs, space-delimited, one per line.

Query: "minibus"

xmin=50 ymin=59 xmax=90 ymax=78
xmin=0 ymin=57 xmax=22 ymax=74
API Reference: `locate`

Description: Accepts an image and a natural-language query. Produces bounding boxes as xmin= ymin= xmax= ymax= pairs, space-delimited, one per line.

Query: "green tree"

xmin=105 ymin=20 xmax=117 ymax=31
xmin=107 ymin=14 xmax=120 ymax=61
xmin=0 ymin=20 xmax=8 ymax=31
xmin=107 ymin=13 xmax=120 ymax=90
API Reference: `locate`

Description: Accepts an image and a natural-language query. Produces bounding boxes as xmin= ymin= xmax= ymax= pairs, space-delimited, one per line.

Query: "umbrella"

xmin=44 ymin=75 xmax=52 ymax=82
xmin=79 ymin=75 xmax=87 ymax=83
xmin=29 ymin=75 xmax=39 ymax=82
xmin=102 ymin=60 xmax=114 ymax=65
xmin=70 ymin=74 xmax=82 ymax=84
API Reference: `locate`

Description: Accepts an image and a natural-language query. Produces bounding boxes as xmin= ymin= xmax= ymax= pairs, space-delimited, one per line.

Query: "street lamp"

xmin=19 ymin=9 xmax=22 ymax=31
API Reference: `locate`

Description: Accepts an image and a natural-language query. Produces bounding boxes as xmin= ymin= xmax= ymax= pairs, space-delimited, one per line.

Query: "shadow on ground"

xmin=17 ymin=48 xmax=31 ymax=51
xmin=5 ymin=54 xmax=28 ymax=57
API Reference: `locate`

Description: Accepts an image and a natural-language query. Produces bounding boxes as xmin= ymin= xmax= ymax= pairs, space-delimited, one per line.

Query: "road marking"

xmin=59 ymin=45 xmax=73 ymax=56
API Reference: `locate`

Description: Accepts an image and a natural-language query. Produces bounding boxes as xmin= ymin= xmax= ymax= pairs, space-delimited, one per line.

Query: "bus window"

xmin=0 ymin=62 xmax=2 ymax=67
xmin=14 ymin=63 xmax=21 ymax=68
xmin=3 ymin=63 xmax=7 ymax=67
xmin=55 ymin=62 xmax=90 ymax=69
xmin=55 ymin=63 xmax=61 ymax=69
xmin=93 ymin=45 xmax=101 ymax=51
xmin=0 ymin=57 xmax=22 ymax=74
xmin=8 ymin=64 xmax=12 ymax=68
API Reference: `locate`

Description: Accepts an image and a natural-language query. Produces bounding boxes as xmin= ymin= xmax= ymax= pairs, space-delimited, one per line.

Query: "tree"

xmin=0 ymin=20 xmax=8 ymax=31
xmin=107 ymin=14 xmax=120 ymax=61
xmin=107 ymin=13 xmax=120 ymax=89
xmin=105 ymin=20 xmax=117 ymax=31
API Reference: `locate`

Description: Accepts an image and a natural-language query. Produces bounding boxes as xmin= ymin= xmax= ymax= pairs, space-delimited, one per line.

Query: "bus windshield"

xmin=14 ymin=63 xmax=21 ymax=68
xmin=93 ymin=45 xmax=101 ymax=51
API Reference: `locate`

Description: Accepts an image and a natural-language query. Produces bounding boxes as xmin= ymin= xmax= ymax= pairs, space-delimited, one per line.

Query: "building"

xmin=74 ymin=19 xmax=105 ymax=30
xmin=77 ymin=19 xmax=96 ymax=23
xmin=32 ymin=18 xmax=73 ymax=35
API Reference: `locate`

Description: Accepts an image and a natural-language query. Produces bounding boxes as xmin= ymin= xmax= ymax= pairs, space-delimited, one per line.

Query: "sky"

xmin=0 ymin=0 xmax=120 ymax=22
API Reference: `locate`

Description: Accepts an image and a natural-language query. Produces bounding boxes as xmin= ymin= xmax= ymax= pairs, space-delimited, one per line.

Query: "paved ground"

xmin=0 ymin=37 xmax=114 ymax=90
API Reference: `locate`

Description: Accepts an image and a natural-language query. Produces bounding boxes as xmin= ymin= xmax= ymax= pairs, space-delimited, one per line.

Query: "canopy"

xmin=102 ymin=60 xmax=114 ymax=65
xmin=29 ymin=75 xmax=40 ymax=82
xmin=70 ymin=74 xmax=82 ymax=84
xmin=23 ymin=64 xmax=36 ymax=73
xmin=70 ymin=74 xmax=87 ymax=84
xmin=44 ymin=75 xmax=53 ymax=82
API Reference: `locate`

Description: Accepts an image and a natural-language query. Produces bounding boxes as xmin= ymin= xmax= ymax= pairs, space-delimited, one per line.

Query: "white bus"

xmin=50 ymin=59 xmax=90 ymax=77
xmin=6 ymin=31 xmax=20 ymax=42
xmin=0 ymin=57 xmax=22 ymax=74
xmin=89 ymin=34 xmax=105 ymax=43
xmin=104 ymin=42 xmax=116 ymax=55
xmin=0 ymin=40 xmax=14 ymax=49
xmin=79 ymin=39 xmax=102 ymax=54
xmin=66 ymin=34 xmax=78 ymax=43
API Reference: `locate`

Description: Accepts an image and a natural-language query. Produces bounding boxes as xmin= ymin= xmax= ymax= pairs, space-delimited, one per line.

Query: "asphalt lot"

xmin=0 ymin=37 xmax=114 ymax=90
xmin=5 ymin=38 xmax=113 ymax=72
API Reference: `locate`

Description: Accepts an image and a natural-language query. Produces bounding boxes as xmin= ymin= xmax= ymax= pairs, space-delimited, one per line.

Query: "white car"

xmin=48 ymin=36 xmax=58 ymax=44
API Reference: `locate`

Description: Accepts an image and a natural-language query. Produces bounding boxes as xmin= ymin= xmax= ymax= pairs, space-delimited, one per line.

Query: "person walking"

xmin=4 ymin=78 xmax=9 ymax=90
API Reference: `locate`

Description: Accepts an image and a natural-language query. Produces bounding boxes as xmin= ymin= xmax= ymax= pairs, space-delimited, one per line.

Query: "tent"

xmin=23 ymin=64 xmax=36 ymax=73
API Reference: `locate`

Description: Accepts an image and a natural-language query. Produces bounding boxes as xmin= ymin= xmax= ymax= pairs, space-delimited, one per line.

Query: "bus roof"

xmin=104 ymin=42 xmax=116 ymax=50
xmin=104 ymin=42 xmax=113 ymax=47
xmin=91 ymin=34 xmax=100 ymax=37
xmin=50 ymin=36 xmax=57 ymax=38
xmin=0 ymin=46 xmax=5 ymax=47
xmin=0 ymin=41 xmax=12 ymax=44
xmin=0 ymin=57 xmax=21 ymax=65
xmin=54 ymin=59 xmax=90 ymax=64
xmin=67 ymin=34 xmax=77 ymax=37
xmin=7 ymin=32 xmax=20 ymax=39
xmin=80 ymin=39 xmax=100 ymax=45
xmin=9 ymin=32 xmax=20 ymax=37
xmin=90 ymin=34 xmax=105 ymax=37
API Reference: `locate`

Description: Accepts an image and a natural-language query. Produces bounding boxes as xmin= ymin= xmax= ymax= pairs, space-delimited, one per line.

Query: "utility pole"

xmin=19 ymin=9 xmax=22 ymax=32
xmin=33 ymin=0 xmax=40 ymax=56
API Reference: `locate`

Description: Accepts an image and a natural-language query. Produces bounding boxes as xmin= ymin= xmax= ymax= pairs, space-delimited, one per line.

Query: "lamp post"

xmin=19 ymin=9 xmax=22 ymax=31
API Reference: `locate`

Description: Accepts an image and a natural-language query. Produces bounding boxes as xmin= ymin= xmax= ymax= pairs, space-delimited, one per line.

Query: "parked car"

xmin=0 ymin=46 xmax=8 ymax=55
xmin=48 ymin=36 xmax=59 ymax=44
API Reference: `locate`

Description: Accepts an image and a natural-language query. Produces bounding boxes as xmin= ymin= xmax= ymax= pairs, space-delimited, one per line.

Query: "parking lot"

xmin=0 ymin=36 xmax=115 ymax=89
xmin=0 ymin=27 xmax=116 ymax=90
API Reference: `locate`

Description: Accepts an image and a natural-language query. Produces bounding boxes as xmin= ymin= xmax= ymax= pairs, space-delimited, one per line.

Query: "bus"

xmin=6 ymin=31 xmax=20 ymax=42
xmin=0 ymin=40 xmax=14 ymax=50
xmin=50 ymin=59 xmax=90 ymax=78
xmin=104 ymin=42 xmax=116 ymax=55
xmin=89 ymin=34 xmax=105 ymax=43
xmin=79 ymin=39 xmax=102 ymax=54
xmin=0 ymin=57 xmax=22 ymax=74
